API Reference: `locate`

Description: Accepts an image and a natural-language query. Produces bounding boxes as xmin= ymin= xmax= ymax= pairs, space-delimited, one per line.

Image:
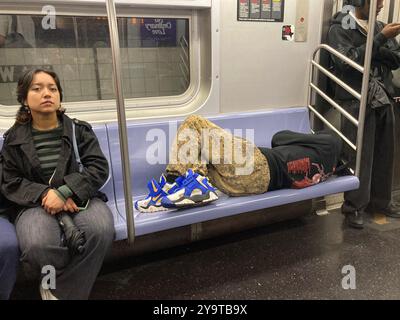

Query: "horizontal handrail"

xmin=309 ymin=83 xmax=358 ymax=126
xmin=308 ymin=105 xmax=356 ymax=151
xmin=311 ymin=61 xmax=362 ymax=101
xmin=307 ymin=44 xmax=365 ymax=159
xmin=312 ymin=44 xmax=364 ymax=73
xmin=308 ymin=1 xmax=377 ymax=179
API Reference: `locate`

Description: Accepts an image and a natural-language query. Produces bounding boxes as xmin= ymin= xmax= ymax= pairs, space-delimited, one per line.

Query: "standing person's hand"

xmin=381 ymin=23 xmax=400 ymax=39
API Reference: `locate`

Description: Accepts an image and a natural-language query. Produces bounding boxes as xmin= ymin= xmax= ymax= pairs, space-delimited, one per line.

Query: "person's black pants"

xmin=267 ymin=130 xmax=342 ymax=189
xmin=341 ymin=100 xmax=395 ymax=213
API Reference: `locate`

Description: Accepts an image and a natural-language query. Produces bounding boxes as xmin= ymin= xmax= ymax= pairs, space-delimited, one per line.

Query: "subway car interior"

xmin=1 ymin=0 xmax=400 ymax=300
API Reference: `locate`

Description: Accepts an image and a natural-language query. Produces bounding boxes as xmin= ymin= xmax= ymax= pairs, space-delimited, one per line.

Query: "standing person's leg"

xmin=54 ymin=198 xmax=114 ymax=300
xmin=341 ymin=101 xmax=376 ymax=228
xmin=0 ymin=216 xmax=19 ymax=300
xmin=166 ymin=115 xmax=269 ymax=196
xmin=369 ymin=105 xmax=400 ymax=217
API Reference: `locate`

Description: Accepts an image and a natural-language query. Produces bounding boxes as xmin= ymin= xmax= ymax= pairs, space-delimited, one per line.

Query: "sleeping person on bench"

xmin=135 ymin=114 xmax=343 ymax=213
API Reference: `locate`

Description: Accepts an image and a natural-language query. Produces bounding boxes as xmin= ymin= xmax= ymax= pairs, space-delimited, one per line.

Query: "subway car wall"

xmin=0 ymin=0 xmax=325 ymax=124
xmin=0 ymin=0 xmax=399 ymax=192
xmin=0 ymin=0 xmax=363 ymax=200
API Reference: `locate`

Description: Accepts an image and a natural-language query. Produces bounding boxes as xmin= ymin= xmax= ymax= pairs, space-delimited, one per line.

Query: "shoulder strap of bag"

xmin=72 ymin=121 xmax=84 ymax=173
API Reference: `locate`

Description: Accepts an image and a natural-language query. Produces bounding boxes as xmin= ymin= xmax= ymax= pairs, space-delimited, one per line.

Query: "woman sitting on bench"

xmin=0 ymin=68 xmax=115 ymax=300
xmin=135 ymin=114 xmax=343 ymax=212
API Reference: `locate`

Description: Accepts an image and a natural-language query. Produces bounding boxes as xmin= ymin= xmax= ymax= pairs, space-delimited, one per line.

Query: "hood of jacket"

xmin=331 ymin=12 xmax=348 ymax=26
xmin=330 ymin=11 xmax=379 ymax=35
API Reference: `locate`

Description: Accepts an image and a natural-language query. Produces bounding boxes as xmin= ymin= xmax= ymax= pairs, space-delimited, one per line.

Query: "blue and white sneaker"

xmin=161 ymin=170 xmax=218 ymax=209
xmin=135 ymin=174 xmax=184 ymax=213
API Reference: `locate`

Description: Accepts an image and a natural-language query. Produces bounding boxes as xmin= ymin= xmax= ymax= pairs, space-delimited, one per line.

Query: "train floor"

xmin=10 ymin=208 xmax=400 ymax=300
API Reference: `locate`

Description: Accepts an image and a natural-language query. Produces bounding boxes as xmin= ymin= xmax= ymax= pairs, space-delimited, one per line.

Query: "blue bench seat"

xmin=0 ymin=107 xmax=359 ymax=241
xmin=106 ymin=107 xmax=360 ymax=240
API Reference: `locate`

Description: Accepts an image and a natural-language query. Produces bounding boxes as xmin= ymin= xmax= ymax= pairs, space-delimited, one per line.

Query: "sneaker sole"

xmin=136 ymin=205 xmax=170 ymax=213
xmin=167 ymin=191 xmax=218 ymax=208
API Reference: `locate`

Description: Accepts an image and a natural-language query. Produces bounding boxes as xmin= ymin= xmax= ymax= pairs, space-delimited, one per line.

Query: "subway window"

xmin=0 ymin=14 xmax=190 ymax=106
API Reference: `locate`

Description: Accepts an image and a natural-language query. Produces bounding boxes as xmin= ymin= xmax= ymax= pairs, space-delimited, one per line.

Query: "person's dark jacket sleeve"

xmin=1 ymin=144 xmax=49 ymax=207
xmin=328 ymin=24 xmax=388 ymax=73
xmin=378 ymin=43 xmax=400 ymax=70
xmin=63 ymin=123 xmax=109 ymax=204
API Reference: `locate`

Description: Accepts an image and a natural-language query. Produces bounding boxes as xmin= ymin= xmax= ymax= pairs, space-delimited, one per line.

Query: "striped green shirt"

xmin=32 ymin=124 xmax=63 ymax=182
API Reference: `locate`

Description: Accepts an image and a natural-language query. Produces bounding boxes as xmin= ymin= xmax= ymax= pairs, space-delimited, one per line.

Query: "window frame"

xmin=0 ymin=3 xmax=201 ymax=117
xmin=1 ymin=0 xmax=211 ymax=9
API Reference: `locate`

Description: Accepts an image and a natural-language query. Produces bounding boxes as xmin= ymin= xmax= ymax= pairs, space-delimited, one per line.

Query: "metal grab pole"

xmin=105 ymin=0 xmax=135 ymax=244
xmin=355 ymin=0 xmax=377 ymax=178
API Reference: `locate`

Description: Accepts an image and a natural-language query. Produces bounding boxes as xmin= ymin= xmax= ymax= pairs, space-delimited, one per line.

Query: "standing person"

xmin=327 ymin=0 xmax=400 ymax=229
xmin=0 ymin=68 xmax=115 ymax=300
xmin=0 ymin=15 xmax=36 ymax=48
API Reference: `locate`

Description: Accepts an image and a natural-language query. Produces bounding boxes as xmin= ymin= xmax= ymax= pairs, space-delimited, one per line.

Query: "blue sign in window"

xmin=140 ymin=18 xmax=177 ymax=47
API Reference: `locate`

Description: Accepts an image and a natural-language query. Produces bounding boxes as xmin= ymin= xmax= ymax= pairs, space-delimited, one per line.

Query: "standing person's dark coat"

xmin=327 ymin=8 xmax=400 ymax=228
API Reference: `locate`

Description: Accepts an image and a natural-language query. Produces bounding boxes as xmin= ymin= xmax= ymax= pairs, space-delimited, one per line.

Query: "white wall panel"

xmin=220 ymin=0 xmax=324 ymax=113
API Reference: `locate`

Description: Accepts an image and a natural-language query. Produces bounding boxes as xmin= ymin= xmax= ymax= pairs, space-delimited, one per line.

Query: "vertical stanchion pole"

xmin=105 ymin=0 xmax=135 ymax=244
xmin=307 ymin=51 xmax=316 ymax=130
xmin=355 ymin=0 xmax=377 ymax=178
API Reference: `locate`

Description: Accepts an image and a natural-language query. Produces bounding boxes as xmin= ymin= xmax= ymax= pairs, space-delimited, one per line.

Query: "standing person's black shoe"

xmin=344 ymin=211 xmax=364 ymax=229
xmin=379 ymin=203 xmax=400 ymax=219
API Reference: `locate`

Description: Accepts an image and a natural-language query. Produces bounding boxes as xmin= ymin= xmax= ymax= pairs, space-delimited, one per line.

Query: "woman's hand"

xmin=42 ymin=189 xmax=65 ymax=215
xmin=63 ymin=198 xmax=79 ymax=213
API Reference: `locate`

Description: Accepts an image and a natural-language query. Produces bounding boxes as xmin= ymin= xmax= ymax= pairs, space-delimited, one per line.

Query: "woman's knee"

xmin=16 ymin=209 xmax=62 ymax=262
xmin=81 ymin=200 xmax=115 ymax=243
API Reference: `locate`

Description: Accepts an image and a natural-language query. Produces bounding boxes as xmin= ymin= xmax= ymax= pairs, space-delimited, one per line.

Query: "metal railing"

xmin=179 ymin=35 xmax=190 ymax=90
xmin=307 ymin=0 xmax=378 ymax=178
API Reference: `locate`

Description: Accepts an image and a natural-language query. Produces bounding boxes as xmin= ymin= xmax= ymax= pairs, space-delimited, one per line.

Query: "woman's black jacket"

xmin=0 ymin=114 xmax=109 ymax=208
